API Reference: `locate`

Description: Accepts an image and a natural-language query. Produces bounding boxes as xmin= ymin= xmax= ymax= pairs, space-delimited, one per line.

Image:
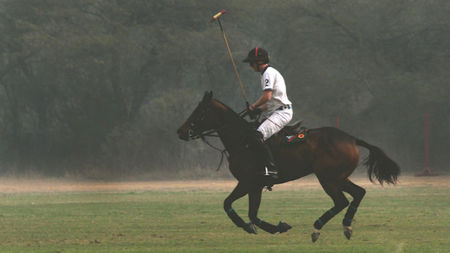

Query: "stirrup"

xmin=264 ymin=166 xmax=278 ymax=176
xmin=262 ymin=166 xmax=279 ymax=180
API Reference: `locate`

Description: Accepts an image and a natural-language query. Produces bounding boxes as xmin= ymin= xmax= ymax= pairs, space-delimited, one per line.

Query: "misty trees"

xmin=0 ymin=0 xmax=448 ymax=176
xmin=0 ymin=0 xmax=148 ymax=173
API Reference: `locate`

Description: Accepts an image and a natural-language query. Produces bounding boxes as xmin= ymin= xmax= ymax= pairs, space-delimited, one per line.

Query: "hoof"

xmin=243 ymin=223 xmax=258 ymax=234
xmin=311 ymin=229 xmax=320 ymax=243
xmin=343 ymin=226 xmax=352 ymax=240
xmin=277 ymin=221 xmax=292 ymax=233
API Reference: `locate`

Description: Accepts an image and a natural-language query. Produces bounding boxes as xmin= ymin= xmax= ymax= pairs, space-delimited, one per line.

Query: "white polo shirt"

xmin=260 ymin=66 xmax=292 ymax=113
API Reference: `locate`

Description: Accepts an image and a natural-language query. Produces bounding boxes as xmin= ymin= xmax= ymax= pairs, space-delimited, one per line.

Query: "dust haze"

xmin=0 ymin=174 xmax=448 ymax=194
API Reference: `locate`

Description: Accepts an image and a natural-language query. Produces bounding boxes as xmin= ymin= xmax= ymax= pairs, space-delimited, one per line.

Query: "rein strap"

xmin=200 ymin=135 xmax=229 ymax=171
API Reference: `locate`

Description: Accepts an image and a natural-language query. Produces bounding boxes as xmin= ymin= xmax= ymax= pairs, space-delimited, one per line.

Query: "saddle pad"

xmin=282 ymin=127 xmax=308 ymax=144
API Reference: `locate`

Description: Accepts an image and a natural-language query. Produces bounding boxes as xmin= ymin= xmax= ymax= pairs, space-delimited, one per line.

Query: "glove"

xmin=248 ymin=108 xmax=262 ymax=120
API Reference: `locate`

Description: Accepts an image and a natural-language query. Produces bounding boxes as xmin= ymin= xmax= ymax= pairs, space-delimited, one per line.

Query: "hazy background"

xmin=0 ymin=0 xmax=448 ymax=179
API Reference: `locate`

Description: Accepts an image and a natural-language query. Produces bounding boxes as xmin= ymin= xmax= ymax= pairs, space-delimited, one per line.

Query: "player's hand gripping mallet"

xmin=210 ymin=10 xmax=250 ymax=107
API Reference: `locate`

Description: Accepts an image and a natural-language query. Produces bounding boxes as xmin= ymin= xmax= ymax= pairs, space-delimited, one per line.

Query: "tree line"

xmin=0 ymin=0 xmax=448 ymax=177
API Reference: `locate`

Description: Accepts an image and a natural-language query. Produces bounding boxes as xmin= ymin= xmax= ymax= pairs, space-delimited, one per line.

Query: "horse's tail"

xmin=355 ymin=139 xmax=400 ymax=184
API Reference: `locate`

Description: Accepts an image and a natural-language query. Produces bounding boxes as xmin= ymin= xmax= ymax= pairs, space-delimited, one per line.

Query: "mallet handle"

xmin=210 ymin=9 xmax=249 ymax=104
xmin=220 ymin=21 xmax=248 ymax=101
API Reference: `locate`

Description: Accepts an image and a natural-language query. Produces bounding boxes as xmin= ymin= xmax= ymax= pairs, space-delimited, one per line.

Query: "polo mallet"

xmin=210 ymin=10 xmax=250 ymax=109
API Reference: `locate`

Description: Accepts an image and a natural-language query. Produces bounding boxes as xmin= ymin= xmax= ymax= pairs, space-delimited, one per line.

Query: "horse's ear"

xmin=203 ymin=91 xmax=213 ymax=102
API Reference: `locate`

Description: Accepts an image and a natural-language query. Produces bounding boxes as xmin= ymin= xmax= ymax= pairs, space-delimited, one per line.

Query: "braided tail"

xmin=356 ymin=139 xmax=400 ymax=184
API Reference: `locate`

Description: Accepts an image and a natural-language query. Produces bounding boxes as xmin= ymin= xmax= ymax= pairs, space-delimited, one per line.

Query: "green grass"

xmin=0 ymin=185 xmax=448 ymax=252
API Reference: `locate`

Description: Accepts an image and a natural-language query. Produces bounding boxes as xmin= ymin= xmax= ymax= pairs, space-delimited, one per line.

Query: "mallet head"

xmin=209 ymin=9 xmax=226 ymax=23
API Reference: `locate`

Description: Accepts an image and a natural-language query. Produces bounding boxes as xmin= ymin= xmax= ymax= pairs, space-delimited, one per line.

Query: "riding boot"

xmin=250 ymin=131 xmax=279 ymax=179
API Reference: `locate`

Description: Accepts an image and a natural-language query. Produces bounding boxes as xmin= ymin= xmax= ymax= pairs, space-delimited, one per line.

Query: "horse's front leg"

xmin=223 ymin=182 xmax=257 ymax=234
xmin=248 ymin=186 xmax=292 ymax=234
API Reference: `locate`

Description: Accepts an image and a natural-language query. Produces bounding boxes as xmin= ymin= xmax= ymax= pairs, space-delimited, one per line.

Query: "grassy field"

xmin=0 ymin=176 xmax=448 ymax=252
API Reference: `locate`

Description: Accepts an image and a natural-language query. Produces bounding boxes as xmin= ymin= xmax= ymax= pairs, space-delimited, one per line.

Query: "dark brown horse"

xmin=177 ymin=91 xmax=400 ymax=242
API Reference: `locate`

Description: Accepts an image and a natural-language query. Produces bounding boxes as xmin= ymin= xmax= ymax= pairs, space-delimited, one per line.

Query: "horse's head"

xmin=177 ymin=91 xmax=220 ymax=141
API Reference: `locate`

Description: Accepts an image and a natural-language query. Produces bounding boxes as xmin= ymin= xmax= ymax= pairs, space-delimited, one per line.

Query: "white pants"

xmin=258 ymin=108 xmax=293 ymax=141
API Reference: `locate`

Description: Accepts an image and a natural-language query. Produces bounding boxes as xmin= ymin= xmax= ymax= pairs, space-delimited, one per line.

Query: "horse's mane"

xmin=212 ymin=98 xmax=249 ymax=125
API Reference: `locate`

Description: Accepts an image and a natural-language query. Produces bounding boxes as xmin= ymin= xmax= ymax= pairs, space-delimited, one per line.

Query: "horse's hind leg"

xmin=248 ymin=186 xmax=292 ymax=234
xmin=312 ymin=178 xmax=349 ymax=242
xmin=341 ymin=179 xmax=366 ymax=239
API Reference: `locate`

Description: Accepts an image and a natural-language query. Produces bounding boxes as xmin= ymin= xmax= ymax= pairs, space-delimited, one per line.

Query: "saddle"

xmin=251 ymin=120 xmax=308 ymax=145
xmin=279 ymin=120 xmax=309 ymax=145
xmin=280 ymin=120 xmax=303 ymax=136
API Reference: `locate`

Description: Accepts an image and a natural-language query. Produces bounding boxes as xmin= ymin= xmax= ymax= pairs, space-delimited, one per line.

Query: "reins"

xmin=200 ymin=135 xmax=229 ymax=171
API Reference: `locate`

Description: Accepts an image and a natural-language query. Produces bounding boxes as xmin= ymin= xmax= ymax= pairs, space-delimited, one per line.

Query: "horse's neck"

xmin=216 ymin=112 xmax=250 ymax=152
